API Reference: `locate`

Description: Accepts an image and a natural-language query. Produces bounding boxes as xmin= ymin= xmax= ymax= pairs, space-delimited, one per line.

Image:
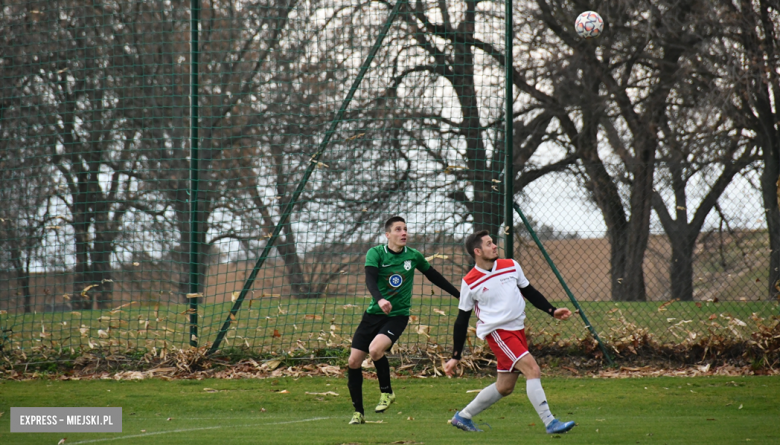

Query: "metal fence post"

xmin=189 ymin=0 xmax=201 ymax=348
xmin=503 ymin=0 xmax=514 ymax=258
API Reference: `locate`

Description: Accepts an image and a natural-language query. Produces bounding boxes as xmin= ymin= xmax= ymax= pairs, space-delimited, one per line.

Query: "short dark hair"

xmin=384 ymin=216 xmax=406 ymax=232
xmin=464 ymin=230 xmax=490 ymax=259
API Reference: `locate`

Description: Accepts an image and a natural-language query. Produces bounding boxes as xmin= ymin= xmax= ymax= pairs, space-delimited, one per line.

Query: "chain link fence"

xmin=1 ymin=0 xmax=777 ymax=363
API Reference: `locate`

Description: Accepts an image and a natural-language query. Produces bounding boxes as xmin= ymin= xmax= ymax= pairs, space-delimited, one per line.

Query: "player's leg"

xmin=348 ymin=314 xmax=381 ymax=424
xmin=371 ymin=315 xmax=408 ymax=412
xmin=457 ymin=372 xmax=516 ymax=422
xmin=514 ymin=353 xmax=575 ymax=434
xmin=451 ymin=330 xmax=519 ymax=432
xmin=368 ymin=333 xmax=393 ymax=391
xmin=347 ymin=347 xmax=368 ymax=424
xmin=368 ymin=332 xmax=392 ymax=378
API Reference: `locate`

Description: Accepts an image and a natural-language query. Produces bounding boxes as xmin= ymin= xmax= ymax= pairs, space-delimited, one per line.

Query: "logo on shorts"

xmin=388 ymin=274 xmax=403 ymax=288
xmin=404 ymin=260 xmax=412 ymax=270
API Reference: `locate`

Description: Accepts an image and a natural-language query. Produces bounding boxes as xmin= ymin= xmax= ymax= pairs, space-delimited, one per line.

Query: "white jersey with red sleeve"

xmin=458 ymin=258 xmax=531 ymax=340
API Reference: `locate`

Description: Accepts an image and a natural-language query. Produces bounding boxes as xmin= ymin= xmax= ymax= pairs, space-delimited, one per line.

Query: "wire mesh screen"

xmin=1 ymin=0 xmax=777 ymax=361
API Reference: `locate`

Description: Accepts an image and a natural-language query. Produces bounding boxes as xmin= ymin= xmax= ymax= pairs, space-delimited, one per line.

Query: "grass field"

xmin=1 ymin=375 xmax=778 ymax=444
xmin=3 ymin=296 xmax=778 ymax=355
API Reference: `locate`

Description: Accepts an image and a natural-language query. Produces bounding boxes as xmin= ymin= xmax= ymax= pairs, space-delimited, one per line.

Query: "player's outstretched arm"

xmin=365 ymin=266 xmax=391 ymax=314
xmin=445 ymin=309 xmax=472 ymax=376
xmin=520 ymin=283 xmax=571 ymax=320
xmin=422 ymin=267 xmax=460 ymax=299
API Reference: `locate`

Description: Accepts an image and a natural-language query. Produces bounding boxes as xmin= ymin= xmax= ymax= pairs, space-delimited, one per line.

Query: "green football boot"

xmin=375 ymin=392 xmax=396 ymax=413
xmin=348 ymin=412 xmax=365 ymax=425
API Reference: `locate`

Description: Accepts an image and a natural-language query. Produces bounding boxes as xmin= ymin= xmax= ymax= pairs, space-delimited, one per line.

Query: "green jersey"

xmin=364 ymin=244 xmax=431 ymax=317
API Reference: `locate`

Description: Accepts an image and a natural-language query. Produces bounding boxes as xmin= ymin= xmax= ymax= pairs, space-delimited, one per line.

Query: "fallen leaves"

xmin=443 ymin=165 xmax=467 ymax=174
xmin=415 ymin=325 xmax=430 ymax=338
xmin=80 ymin=284 xmax=99 ymax=297
xmin=657 ymin=299 xmax=679 ymax=312
xmin=561 ymin=366 xmax=579 ymax=375
xmin=264 ymin=360 xmax=282 ymax=371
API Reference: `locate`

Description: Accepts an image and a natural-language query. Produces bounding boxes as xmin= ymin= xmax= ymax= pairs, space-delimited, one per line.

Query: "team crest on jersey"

xmin=404 ymin=260 xmax=412 ymax=271
xmin=389 ymin=274 xmax=403 ymax=288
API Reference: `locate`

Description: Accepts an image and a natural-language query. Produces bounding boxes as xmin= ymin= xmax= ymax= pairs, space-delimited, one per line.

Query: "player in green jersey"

xmin=347 ymin=216 xmax=460 ymax=425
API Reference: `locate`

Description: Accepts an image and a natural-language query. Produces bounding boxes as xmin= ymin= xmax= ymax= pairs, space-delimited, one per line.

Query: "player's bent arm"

xmin=365 ymin=266 xmax=385 ymax=303
xmin=519 ymin=283 xmax=557 ymax=317
xmin=451 ymin=309 xmax=472 ymax=360
xmin=422 ymin=266 xmax=460 ymax=299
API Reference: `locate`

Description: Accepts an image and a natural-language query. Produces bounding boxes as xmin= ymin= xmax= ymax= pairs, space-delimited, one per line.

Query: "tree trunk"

xmin=72 ymin=212 xmax=92 ymax=310
xmin=277 ymin=223 xmax=313 ymax=298
xmin=457 ymin=0 xmax=502 ymax=235
xmin=621 ymin=140 xmax=657 ymax=302
xmin=9 ymin=248 xmax=32 ymax=313
xmin=669 ymin=235 xmax=695 ymax=302
xmin=90 ymin=232 xmax=114 ymax=309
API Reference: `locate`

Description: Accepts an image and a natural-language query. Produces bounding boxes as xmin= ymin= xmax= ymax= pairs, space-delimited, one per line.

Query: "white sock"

xmin=459 ymin=383 xmax=503 ymax=419
xmin=527 ymin=378 xmax=555 ymax=426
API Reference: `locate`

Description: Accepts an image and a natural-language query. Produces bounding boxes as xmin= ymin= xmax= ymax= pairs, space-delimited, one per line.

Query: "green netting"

xmin=1 ymin=0 xmax=777 ymax=361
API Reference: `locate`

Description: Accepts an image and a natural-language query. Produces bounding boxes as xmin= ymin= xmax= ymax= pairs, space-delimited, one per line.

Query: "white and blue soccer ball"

xmin=575 ymin=11 xmax=604 ymax=39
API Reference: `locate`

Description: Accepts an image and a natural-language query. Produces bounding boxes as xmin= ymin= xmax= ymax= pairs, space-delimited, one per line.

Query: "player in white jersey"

xmin=444 ymin=230 xmax=577 ymax=434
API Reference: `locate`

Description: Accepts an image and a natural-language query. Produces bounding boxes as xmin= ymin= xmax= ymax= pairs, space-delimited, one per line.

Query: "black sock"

xmin=347 ymin=367 xmax=364 ymax=414
xmin=374 ymin=356 xmax=392 ymax=394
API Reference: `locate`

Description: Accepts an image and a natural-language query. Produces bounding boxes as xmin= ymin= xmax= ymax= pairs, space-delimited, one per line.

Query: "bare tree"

xmin=1 ymin=1 xmax=162 ymax=309
xmin=716 ymin=0 xmax=780 ymax=298
xmin=0 ymin=150 xmax=54 ymax=313
xmin=519 ymin=0 xmax=729 ymax=301
xmin=650 ymin=100 xmax=758 ymax=301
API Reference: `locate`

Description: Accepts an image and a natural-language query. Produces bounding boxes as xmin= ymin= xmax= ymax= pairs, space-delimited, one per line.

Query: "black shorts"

xmin=351 ymin=312 xmax=410 ymax=352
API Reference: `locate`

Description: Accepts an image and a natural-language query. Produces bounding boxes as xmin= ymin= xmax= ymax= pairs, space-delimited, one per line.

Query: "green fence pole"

xmin=503 ymin=0 xmax=514 ymax=258
xmin=207 ymin=0 xmax=407 ymax=355
xmin=188 ymin=0 xmax=201 ymax=348
xmin=512 ymin=202 xmax=614 ymax=365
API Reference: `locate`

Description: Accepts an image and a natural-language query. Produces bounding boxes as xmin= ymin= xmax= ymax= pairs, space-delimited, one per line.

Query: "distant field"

xmin=1 ymin=375 xmax=778 ymax=444
xmin=2 ymin=231 xmax=770 ymax=314
xmin=2 ymin=295 xmax=777 ymax=353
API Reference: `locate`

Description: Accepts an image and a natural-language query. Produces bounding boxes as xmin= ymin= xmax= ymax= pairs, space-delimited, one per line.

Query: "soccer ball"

xmin=575 ymin=11 xmax=604 ymax=39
